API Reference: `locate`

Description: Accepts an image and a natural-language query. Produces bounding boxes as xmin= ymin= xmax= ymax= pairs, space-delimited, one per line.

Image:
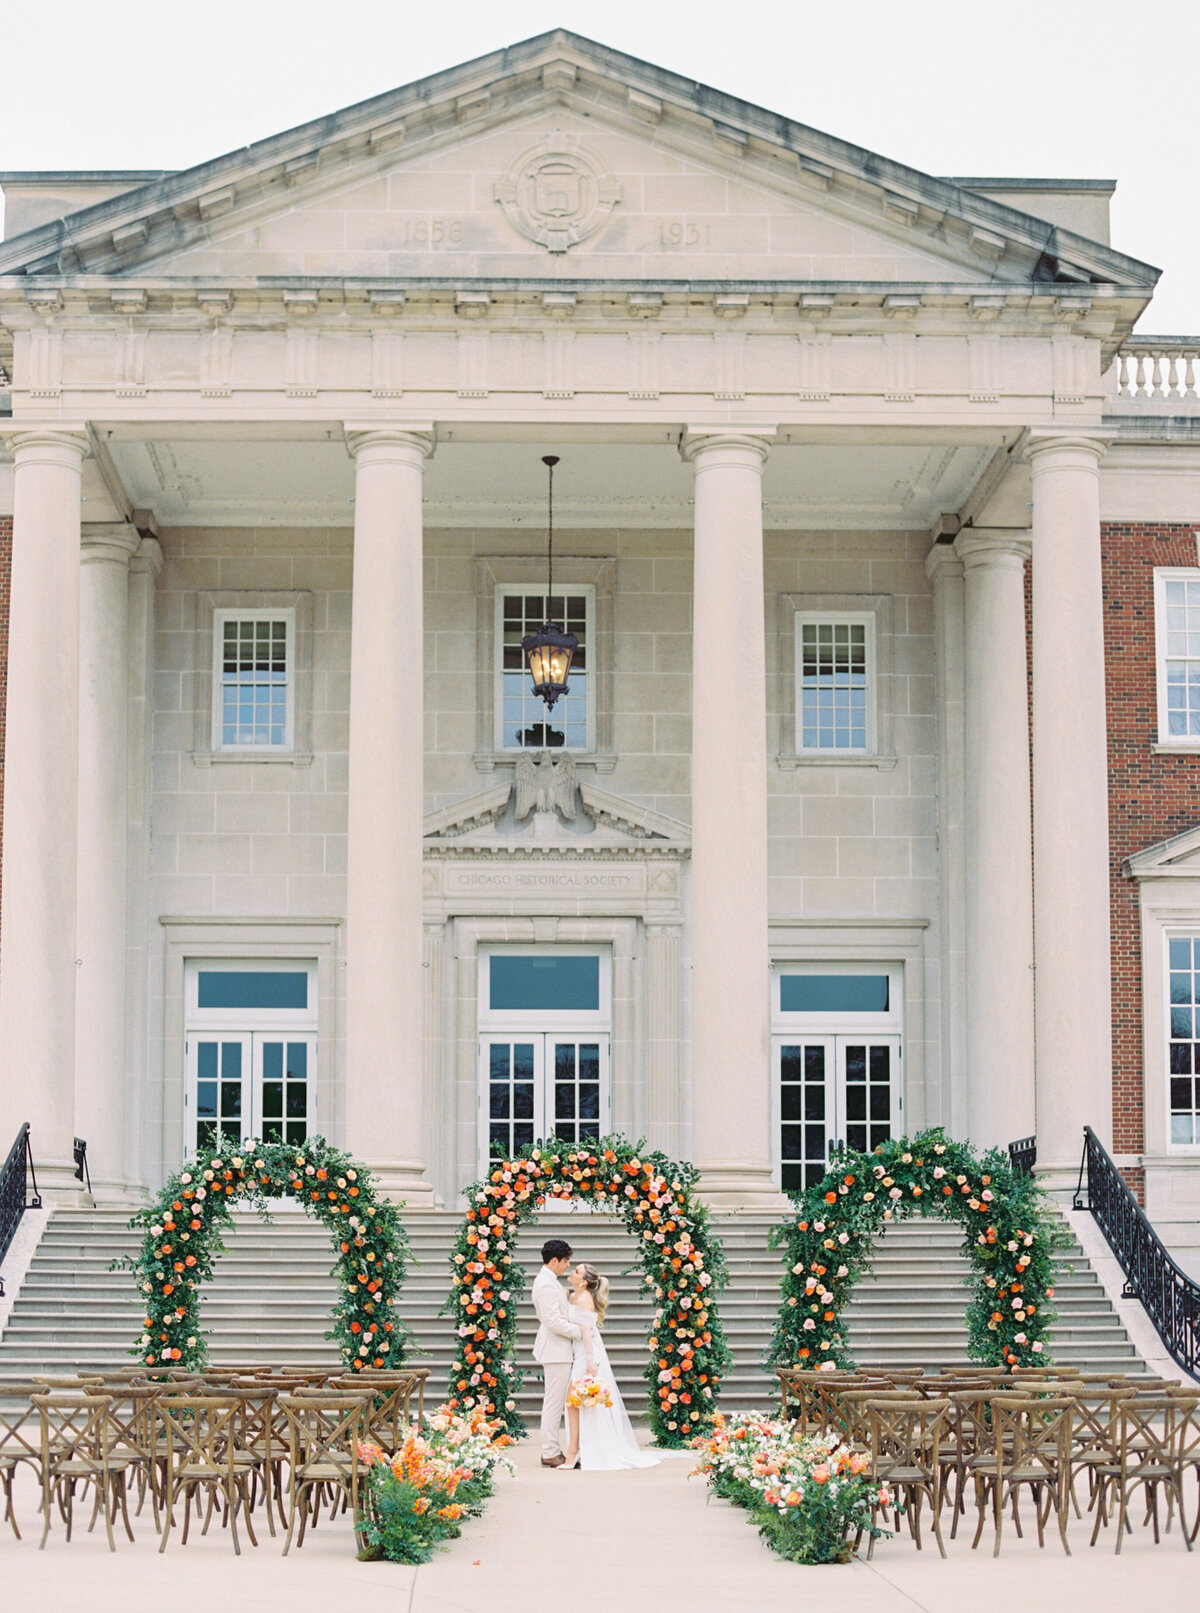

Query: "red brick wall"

xmin=1103 ymin=520 xmax=1200 ymax=1187
xmin=0 ymin=514 xmax=10 ymax=949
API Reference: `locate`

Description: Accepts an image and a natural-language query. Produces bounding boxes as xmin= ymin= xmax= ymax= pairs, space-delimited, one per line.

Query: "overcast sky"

xmin=3 ymin=0 xmax=1196 ymax=331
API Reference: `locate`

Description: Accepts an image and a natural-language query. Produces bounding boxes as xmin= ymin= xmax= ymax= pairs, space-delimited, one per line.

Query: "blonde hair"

xmin=580 ymin=1264 xmax=609 ymax=1328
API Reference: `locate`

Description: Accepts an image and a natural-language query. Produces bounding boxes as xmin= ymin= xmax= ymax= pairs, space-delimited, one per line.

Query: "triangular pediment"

xmin=1124 ymin=823 xmax=1200 ymax=879
xmin=423 ymin=768 xmax=689 ymax=856
xmin=0 ymin=31 xmax=1157 ymax=298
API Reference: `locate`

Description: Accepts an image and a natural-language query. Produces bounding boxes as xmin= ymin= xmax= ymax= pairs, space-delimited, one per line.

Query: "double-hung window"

xmin=495 ymin=586 xmax=593 ymax=752
xmin=1154 ymin=570 xmax=1200 ymax=748
xmin=212 ymin=608 xmax=295 ymax=753
xmin=795 ymin=611 xmax=876 ymax=755
xmin=1168 ymin=935 xmax=1200 ymax=1146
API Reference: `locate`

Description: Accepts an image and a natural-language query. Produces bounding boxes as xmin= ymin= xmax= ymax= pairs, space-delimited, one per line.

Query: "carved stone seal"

xmin=494 ymin=135 xmax=621 ymax=254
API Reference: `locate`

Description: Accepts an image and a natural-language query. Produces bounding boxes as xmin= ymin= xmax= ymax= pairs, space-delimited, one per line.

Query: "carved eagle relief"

xmin=513 ymin=749 xmax=578 ymax=821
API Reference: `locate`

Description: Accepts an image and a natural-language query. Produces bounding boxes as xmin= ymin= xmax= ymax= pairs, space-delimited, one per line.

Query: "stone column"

xmin=124 ymin=535 xmax=162 ymax=1193
xmin=683 ymin=431 xmax=781 ymax=1207
xmin=956 ymin=530 xmax=1036 ymax=1148
xmin=1029 ymin=433 xmax=1113 ymax=1189
xmin=74 ymin=523 xmax=140 ymax=1201
xmin=0 ymin=430 xmax=89 ymax=1197
xmin=344 ymin=428 xmax=435 ymax=1204
xmin=925 ymin=544 xmax=967 ymax=1138
xmin=644 ymin=922 xmax=684 ymax=1159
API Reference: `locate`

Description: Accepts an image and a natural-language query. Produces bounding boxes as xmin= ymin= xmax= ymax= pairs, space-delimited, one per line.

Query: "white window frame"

xmin=492 ymin=583 xmax=596 ymax=755
xmin=1153 ymin=568 xmax=1200 ymax=752
xmin=211 ymin=606 xmax=296 ymax=755
xmin=770 ymin=961 xmax=905 ymax=1193
xmin=1163 ymin=928 xmax=1200 ymax=1152
xmin=793 ymin=609 xmax=878 ymax=758
xmin=477 ymin=943 xmax=612 ymax=1034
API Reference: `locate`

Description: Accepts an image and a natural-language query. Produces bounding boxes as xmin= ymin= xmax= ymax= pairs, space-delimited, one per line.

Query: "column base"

xmin=1033 ymin=1160 xmax=1087 ymax=1203
xmin=366 ymin=1159 xmax=437 ymax=1208
xmin=696 ymin=1163 xmax=790 ymax=1213
xmin=28 ymin=1160 xmax=91 ymax=1206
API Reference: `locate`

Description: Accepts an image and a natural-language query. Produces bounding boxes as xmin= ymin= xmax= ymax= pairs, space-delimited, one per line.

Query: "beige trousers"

xmin=539 ymin=1360 xmax=572 ymax=1457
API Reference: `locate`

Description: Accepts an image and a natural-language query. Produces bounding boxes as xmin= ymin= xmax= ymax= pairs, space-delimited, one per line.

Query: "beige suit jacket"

xmin=531 ymin=1266 xmax=582 ymax=1364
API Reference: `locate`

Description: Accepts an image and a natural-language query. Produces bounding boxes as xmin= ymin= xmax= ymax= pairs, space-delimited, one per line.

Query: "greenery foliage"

xmin=115 ymin=1134 xmax=411 ymax=1371
xmin=766 ymin=1129 xmax=1059 ymax=1372
xmin=443 ymin=1134 xmax=730 ymax=1447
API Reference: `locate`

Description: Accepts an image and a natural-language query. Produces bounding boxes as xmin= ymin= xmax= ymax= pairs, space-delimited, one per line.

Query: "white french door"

xmin=478 ymin=1033 xmax=610 ymax=1172
xmin=186 ymin=1032 xmax=317 ymax=1152
xmin=773 ymin=1034 xmax=901 ymax=1195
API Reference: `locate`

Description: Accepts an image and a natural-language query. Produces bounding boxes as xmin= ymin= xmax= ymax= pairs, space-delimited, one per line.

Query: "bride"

xmin=560 ymin=1263 xmax=659 ymax=1471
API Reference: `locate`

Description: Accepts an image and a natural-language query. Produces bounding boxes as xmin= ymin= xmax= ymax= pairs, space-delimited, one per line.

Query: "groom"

xmin=532 ymin=1237 xmax=581 ymax=1468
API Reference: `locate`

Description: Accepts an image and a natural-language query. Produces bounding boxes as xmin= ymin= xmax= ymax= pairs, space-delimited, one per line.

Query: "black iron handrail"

xmin=1008 ymin=1135 xmax=1037 ymax=1178
xmin=0 ymin=1122 xmax=42 ymax=1298
xmin=73 ymin=1136 xmax=91 ymax=1194
xmin=1074 ymin=1125 xmax=1200 ymax=1380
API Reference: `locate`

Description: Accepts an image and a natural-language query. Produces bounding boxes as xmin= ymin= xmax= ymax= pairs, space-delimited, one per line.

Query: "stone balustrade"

xmin=1111 ymin=337 xmax=1200 ymax=407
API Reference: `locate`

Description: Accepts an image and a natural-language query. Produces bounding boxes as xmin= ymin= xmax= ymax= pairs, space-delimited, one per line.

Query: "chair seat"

xmin=296 ymin=1461 xmax=353 ymax=1482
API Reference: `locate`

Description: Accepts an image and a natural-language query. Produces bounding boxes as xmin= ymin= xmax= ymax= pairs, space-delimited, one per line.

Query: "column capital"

xmin=1025 ymin=430 xmax=1110 ymax=468
xmin=130 ymin=535 xmax=164 ymax=578
xmin=955 ymin=528 xmax=1032 ymax=570
xmin=344 ymin=425 xmax=435 ymax=464
xmin=680 ymin=428 xmax=774 ymax=467
xmin=924 ymin=542 xmax=964 ymax=583
xmin=4 ymin=428 xmax=90 ymax=468
xmin=81 ymin=522 xmax=140 ymax=566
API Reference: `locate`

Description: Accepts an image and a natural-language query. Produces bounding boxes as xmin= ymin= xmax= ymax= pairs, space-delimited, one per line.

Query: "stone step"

xmin=0 ymin=1204 xmax=1148 ymax=1406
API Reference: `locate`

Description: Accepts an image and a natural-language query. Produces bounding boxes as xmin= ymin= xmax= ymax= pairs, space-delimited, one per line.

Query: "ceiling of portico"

xmin=100 ymin=430 xmax=999 ymax=531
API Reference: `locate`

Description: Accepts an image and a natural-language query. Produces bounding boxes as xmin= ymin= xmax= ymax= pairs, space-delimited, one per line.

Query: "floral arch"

xmin=444 ymin=1136 xmax=730 ymax=1448
xmin=120 ymin=1136 xmax=411 ymax=1372
xmin=766 ymin=1129 xmax=1058 ymax=1374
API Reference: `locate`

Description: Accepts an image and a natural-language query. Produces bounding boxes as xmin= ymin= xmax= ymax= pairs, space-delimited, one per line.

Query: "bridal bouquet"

xmin=357 ymin=1405 xmax=515 ymax=1563
xmin=691 ymin=1412 xmax=896 ymax=1565
xmin=567 ymin=1374 xmax=613 ymax=1410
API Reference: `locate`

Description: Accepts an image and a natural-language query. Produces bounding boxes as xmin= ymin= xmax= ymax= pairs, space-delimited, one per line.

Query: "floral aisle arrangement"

xmin=443 ymin=1134 xmax=731 ymax=1447
xmin=115 ymin=1134 xmax=411 ymax=1371
xmin=567 ymin=1374 xmax=613 ymax=1410
xmin=357 ymin=1406 xmax=516 ymax=1564
xmin=691 ymin=1412 xmax=895 ymax=1564
xmin=766 ymin=1129 xmax=1060 ymax=1374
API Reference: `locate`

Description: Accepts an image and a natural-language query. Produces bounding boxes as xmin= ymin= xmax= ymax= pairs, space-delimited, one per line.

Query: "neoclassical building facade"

xmin=0 ymin=32 xmax=1196 ymax=1234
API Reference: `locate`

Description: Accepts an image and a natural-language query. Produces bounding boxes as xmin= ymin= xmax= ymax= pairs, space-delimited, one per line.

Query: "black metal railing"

xmin=1074 ymin=1125 xmax=1200 ymax=1380
xmin=73 ymin=1136 xmax=91 ymax=1194
xmin=0 ymin=1122 xmax=42 ymax=1298
xmin=1008 ymin=1135 xmax=1037 ymax=1178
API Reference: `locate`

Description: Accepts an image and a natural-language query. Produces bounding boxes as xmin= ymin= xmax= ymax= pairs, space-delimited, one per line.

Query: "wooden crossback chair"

xmin=970 ymin=1396 xmax=1074 ymax=1558
xmin=277 ymin=1392 xmax=369 ymax=1555
xmin=155 ymin=1395 xmax=258 ymax=1555
xmin=32 ymin=1392 xmax=136 ymax=1552
xmin=330 ymin=1371 xmax=428 ymax=1447
xmin=0 ymin=1382 xmax=50 ymax=1539
xmin=861 ymin=1396 xmax=951 ymax=1558
xmin=1089 ymin=1395 xmax=1196 ymax=1553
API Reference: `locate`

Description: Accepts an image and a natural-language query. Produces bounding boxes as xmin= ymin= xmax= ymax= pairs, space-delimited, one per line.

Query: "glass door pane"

xmin=255 ymin=1034 xmax=315 ymax=1147
xmin=549 ymin=1037 xmax=609 ymax=1148
xmin=839 ymin=1037 xmax=899 ymax=1155
xmin=479 ymin=1037 xmax=543 ymax=1171
xmin=188 ymin=1034 xmax=251 ymax=1151
xmin=777 ymin=1039 xmax=833 ymax=1194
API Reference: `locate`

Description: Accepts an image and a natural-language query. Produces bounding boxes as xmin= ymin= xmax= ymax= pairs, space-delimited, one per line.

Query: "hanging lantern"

xmin=522 ymin=455 xmax=577 ymax=710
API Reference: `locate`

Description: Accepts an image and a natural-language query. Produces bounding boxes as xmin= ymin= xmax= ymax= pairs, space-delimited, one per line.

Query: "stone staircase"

xmin=0 ymin=1205 xmax=1146 ymax=1416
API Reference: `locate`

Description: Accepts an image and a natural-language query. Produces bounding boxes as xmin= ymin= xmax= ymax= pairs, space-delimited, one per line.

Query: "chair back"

xmin=154 ymin=1396 xmax=241 ymax=1483
xmin=278 ymin=1393 xmax=369 ymax=1488
xmin=31 ymin=1392 xmax=115 ymax=1475
xmin=865 ymin=1396 xmax=949 ymax=1483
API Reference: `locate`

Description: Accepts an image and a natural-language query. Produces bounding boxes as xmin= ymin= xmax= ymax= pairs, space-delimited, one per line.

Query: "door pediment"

xmin=1125 ymin=823 xmax=1200 ymax=879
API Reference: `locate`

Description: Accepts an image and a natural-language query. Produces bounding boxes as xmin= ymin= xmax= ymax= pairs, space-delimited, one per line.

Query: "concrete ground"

xmin=1 ymin=1434 xmax=1196 ymax=1609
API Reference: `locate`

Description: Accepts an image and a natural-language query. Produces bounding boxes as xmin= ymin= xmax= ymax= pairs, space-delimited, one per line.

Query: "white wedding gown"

xmin=568 ymin=1302 xmax=659 ymax=1471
